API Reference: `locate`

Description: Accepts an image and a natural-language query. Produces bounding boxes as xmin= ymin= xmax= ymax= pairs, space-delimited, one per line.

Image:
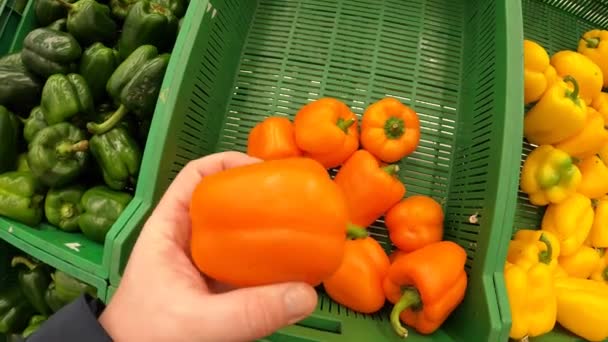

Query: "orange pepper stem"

xmin=585 ymin=37 xmax=600 ymax=48
xmin=538 ymin=233 xmax=553 ymax=264
xmin=563 ymin=75 xmax=581 ymax=103
xmin=384 ymin=117 xmax=405 ymax=139
xmin=382 ymin=164 xmax=400 ymax=175
xmin=336 ymin=118 xmax=355 ymax=133
xmin=346 ymin=224 xmax=368 ymax=240
xmin=390 ymin=287 xmax=422 ymax=338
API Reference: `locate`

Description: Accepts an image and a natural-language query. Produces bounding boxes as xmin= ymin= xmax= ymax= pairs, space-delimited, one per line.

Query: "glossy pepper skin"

xmin=22 ymin=315 xmax=47 ymax=338
xmin=589 ymin=197 xmax=608 ymax=248
xmin=524 ymin=40 xmax=557 ymax=104
xmin=45 ymin=270 xmax=97 ymax=313
xmin=16 ymin=154 xmax=29 ymax=172
xmin=0 ymin=65 xmax=42 ymax=113
xmin=110 ymin=0 xmax=139 ymax=20
xmin=520 ymin=145 xmax=581 ymax=206
xmin=27 ymin=123 xmax=89 ymax=187
xmin=190 ymin=157 xmax=349 ymax=287
xmin=542 ymin=193 xmax=594 ymax=256
xmin=0 ymin=172 xmax=44 ymax=226
xmin=551 ymin=50 xmax=603 ymax=105
xmin=79 ymin=43 xmax=120 ymax=102
xmin=558 ymin=245 xmax=600 ymax=279
xmin=0 ymin=286 xmax=34 ymax=334
xmin=57 ymin=0 xmax=118 ymax=45
xmin=507 ymin=230 xmax=560 ymax=271
xmin=577 ymin=155 xmax=608 ymax=200
xmin=386 ymin=195 xmax=444 ymax=253
xmin=247 ymin=116 xmax=302 ymax=160
xmin=590 ymin=249 xmax=608 ymax=284
xmin=360 ymin=98 xmax=420 ymax=163
xmin=44 ymin=185 xmax=85 ymax=232
xmin=323 ymin=227 xmax=390 ymax=314
xmin=79 ymin=186 xmax=132 ymax=243
xmin=90 ymin=127 xmax=142 ymax=190
xmin=555 ymin=278 xmax=608 ymax=341
xmin=524 ymin=76 xmax=587 ymax=145
xmin=34 ymin=0 xmax=74 ymax=26
xmin=47 ymin=18 xmax=67 ymax=31
xmin=592 ymin=91 xmax=608 ymax=122
xmin=555 ymin=107 xmax=608 ymax=160
xmin=117 ymin=0 xmax=178 ymax=59
xmin=578 ymin=29 xmax=608 ymax=88
xmin=152 ymin=0 xmax=186 ymax=17
xmin=383 ymin=241 xmax=467 ymax=337
xmin=294 ymin=98 xmax=359 ymax=168
xmin=23 ymin=106 xmax=48 ymax=144
xmin=41 ymin=73 xmax=94 ymax=125
xmin=0 ymin=106 xmax=20 ymax=174
xmin=21 ymin=28 xmax=82 ymax=78
xmin=334 ymin=150 xmax=405 ymax=228
xmin=11 ymin=256 xmax=51 ymax=315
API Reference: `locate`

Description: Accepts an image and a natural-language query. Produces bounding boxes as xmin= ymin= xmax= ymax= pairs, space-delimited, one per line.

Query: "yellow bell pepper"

xmin=558 ymin=245 xmax=601 ymax=278
xmin=551 ymin=50 xmax=603 ymax=105
xmin=592 ymin=92 xmax=608 ymax=122
xmin=524 ymin=76 xmax=587 ymax=145
xmin=555 ymin=107 xmax=608 ymax=160
xmin=577 ymin=155 xmax=608 ymax=200
xmin=555 ymin=278 xmax=608 ymax=341
xmin=542 ymin=193 xmax=594 ymax=256
xmin=507 ymin=229 xmax=560 ymax=270
xmin=520 ymin=145 xmax=582 ymax=206
xmin=589 ymin=197 xmax=608 ymax=247
xmin=590 ymin=248 xmax=608 ymax=283
xmin=554 ymin=264 xmax=569 ymax=279
xmin=578 ymin=29 xmax=608 ymax=88
xmin=505 ymin=260 xmax=556 ymax=339
xmin=524 ymin=39 xmax=558 ymax=105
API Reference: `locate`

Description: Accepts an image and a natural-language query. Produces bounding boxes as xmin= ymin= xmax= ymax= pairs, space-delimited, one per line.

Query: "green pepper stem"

xmin=56 ymin=140 xmax=89 ymax=155
xmin=346 ymin=224 xmax=368 ymax=240
xmin=603 ymin=267 xmax=608 ymax=281
xmin=382 ymin=164 xmax=400 ymax=175
xmin=586 ymin=37 xmax=600 ymax=48
xmin=563 ymin=75 xmax=581 ymax=103
xmin=11 ymin=256 xmax=38 ymax=271
xmin=390 ymin=287 xmax=422 ymax=338
xmin=538 ymin=233 xmax=553 ymax=265
xmin=54 ymin=0 xmax=73 ymax=9
xmin=336 ymin=118 xmax=355 ymax=133
xmin=87 ymin=105 xmax=128 ymax=135
xmin=60 ymin=204 xmax=75 ymax=219
xmin=384 ymin=117 xmax=405 ymax=139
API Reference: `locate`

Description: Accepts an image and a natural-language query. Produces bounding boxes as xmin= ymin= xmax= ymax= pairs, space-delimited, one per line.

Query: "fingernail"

xmin=284 ymin=284 xmax=315 ymax=324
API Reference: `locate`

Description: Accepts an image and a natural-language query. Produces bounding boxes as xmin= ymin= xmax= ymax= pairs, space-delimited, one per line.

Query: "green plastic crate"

xmin=509 ymin=1 xmax=608 ymax=341
xmin=0 ymin=0 xmax=30 ymax=55
xmin=0 ymin=1 xmax=190 ymax=279
xmin=106 ymin=284 xmax=117 ymax=303
xmin=110 ymin=0 xmax=523 ymax=340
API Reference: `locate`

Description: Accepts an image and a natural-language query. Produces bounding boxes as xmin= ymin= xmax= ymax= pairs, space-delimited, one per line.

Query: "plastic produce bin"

xmin=110 ymin=0 xmax=523 ymax=340
xmin=0 ymin=1 xmax=192 ymax=279
xmin=106 ymin=285 xmax=117 ymax=304
xmin=0 ymin=0 xmax=29 ymax=55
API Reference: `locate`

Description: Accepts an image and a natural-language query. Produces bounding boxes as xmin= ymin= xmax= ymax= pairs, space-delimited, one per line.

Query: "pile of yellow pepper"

xmin=513 ymin=29 xmax=608 ymax=342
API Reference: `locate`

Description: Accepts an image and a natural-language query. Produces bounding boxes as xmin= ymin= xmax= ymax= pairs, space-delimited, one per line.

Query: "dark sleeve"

xmin=27 ymin=295 xmax=112 ymax=342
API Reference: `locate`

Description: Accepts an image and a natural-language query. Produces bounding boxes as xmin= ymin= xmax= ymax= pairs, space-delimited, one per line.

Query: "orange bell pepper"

xmin=361 ymin=98 xmax=420 ymax=163
xmin=383 ymin=241 xmax=467 ymax=337
xmin=385 ymin=195 xmax=444 ymax=252
xmin=323 ymin=227 xmax=390 ymax=314
xmin=592 ymin=92 xmax=608 ymax=122
xmin=189 ymin=157 xmax=349 ymax=287
xmin=554 ymin=107 xmax=608 ymax=160
xmin=334 ymin=150 xmax=405 ymax=228
xmin=247 ymin=116 xmax=301 ymax=160
xmin=294 ymin=98 xmax=358 ymax=168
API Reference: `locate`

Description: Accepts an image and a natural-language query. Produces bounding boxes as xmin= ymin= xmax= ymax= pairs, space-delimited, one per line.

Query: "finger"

xmin=196 ymin=283 xmax=317 ymax=342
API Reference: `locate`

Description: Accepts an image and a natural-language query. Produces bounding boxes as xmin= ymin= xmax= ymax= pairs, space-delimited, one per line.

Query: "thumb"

xmin=199 ymin=282 xmax=318 ymax=341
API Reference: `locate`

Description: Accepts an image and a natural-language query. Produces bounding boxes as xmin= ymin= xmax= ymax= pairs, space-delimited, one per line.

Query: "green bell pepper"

xmin=34 ymin=0 xmax=74 ymax=26
xmin=16 ymin=154 xmax=30 ymax=172
xmin=0 ymin=66 xmax=42 ymax=114
xmin=0 ymin=53 xmax=24 ymax=69
xmin=117 ymin=0 xmax=177 ymax=59
xmin=23 ymin=106 xmax=48 ymax=144
xmin=27 ymin=123 xmax=89 ymax=188
xmin=56 ymin=0 xmax=118 ymax=46
xmin=44 ymin=185 xmax=85 ymax=232
xmin=0 ymin=286 xmax=34 ymax=334
xmin=22 ymin=314 xmax=47 ymax=338
xmin=0 ymin=172 xmax=44 ymax=226
xmin=90 ymin=127 xmax=142 ymax=190
xmin=110 ymin=0 xmax=140 ymax=20
xmin=11 ymin=256 xmax=51 ymax=316
xmin=152 ymin=0 xmax=186 ymax=17
xmin=45 ymin=271 xmax=96 ymax=313
xmin=79 ymin=43 xmax=120 ymax=102
xmin=79 ymin=186 xmax=132 ymax=243
xmin=0 ymin=106 xmax=20 ymax=174
xmin=88 ymin=46 xmax=169 ymax=134
xmin=41 ymin=74 xmax=94 ymax=125
xmin=21 ymin=28 xmax=81 ymax=78
xmin=47 ymin=18 xmax=68 ymax=32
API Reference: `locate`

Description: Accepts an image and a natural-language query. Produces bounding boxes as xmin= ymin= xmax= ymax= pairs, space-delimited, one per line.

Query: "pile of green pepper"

xmin=0 ymin=255 xmax=97 ymax=337
xmin=0 ymin=0 xmax=186 ymax=244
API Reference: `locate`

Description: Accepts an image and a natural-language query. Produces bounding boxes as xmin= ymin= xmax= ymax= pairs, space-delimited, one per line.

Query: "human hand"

xmin=99 ymin=152 xmax=318 ymax=342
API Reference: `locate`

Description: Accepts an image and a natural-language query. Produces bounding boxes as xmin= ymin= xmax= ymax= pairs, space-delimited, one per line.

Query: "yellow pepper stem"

xmin=538 ymin=233 xmax=553 ymax=264
xmin=563 ymin=75 xmax=581 ymax=105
